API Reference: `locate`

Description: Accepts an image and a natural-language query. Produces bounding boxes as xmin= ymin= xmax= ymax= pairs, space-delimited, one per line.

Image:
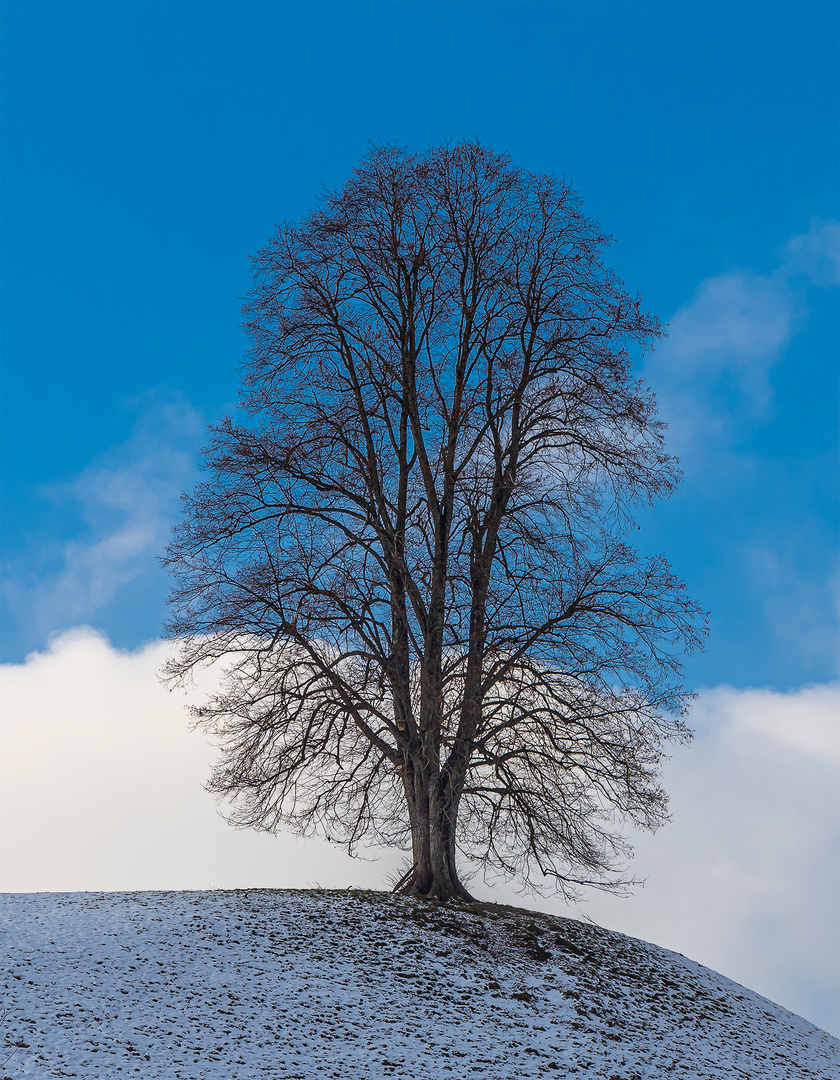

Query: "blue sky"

xmin=1 ymin=0 xmax=838 ymax=1034
xmin=2 ymin=0 xmax=837 ymax=686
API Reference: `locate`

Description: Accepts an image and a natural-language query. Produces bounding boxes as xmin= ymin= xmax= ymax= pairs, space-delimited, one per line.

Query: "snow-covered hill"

xmin=1 ymin=890 xmax=837 ymax=1078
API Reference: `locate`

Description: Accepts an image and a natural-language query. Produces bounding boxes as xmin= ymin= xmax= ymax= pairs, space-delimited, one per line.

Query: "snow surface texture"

xmin=1 ymin=890 xmax=837 ymax=1079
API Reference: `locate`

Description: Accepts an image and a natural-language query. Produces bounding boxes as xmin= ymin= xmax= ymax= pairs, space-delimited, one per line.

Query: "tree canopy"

xmin=165 ymin=142 xmax=705 ymax=901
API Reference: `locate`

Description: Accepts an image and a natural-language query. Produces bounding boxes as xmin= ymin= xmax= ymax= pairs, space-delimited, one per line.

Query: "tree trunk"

xmin=399 ymin=765 xmax=473 ymax=902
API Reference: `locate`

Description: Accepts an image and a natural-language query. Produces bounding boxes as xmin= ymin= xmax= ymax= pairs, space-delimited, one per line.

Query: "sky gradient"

xmin=1 ymin=0 xmax=838 ymax=1036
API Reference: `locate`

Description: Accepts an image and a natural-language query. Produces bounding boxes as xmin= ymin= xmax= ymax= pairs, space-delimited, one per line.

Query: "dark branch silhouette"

xmin=164 ymin=142 xmax=705 ymax=902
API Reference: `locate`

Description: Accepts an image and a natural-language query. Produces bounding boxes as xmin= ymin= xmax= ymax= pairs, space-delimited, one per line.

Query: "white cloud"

xmin=2 ymin=397 xmax=203 ymax=644
xmin=645 ymin=219 xmax=839 ymax=455
xmin=783 ymin=218 xmax=840 ymax=288
xmin=713 ymin=681 xmax=840 ymax=761
xmin=1 ymin=630 xmax=837 ymax=1033
xmin=542 ymin=682 xmax=840 ymax=1036
xmin=0 ymin=628 xmax=402 ymax=895
xmin=663 ymin=271 xmax=793 ymax=376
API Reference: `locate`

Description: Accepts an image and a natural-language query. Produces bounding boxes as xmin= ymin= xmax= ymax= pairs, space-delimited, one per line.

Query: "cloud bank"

xmin=574 ymin=682 xmax=840 ymax=1037
xmin=1 ymin=629 xmax=837 ymax=1034
xmin=0 ymin=628 xmax=398 ymax=896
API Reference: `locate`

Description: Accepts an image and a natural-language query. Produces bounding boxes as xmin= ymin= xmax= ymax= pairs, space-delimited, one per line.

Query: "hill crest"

xmin=1 ymin=888 xmax=837 ymax=1078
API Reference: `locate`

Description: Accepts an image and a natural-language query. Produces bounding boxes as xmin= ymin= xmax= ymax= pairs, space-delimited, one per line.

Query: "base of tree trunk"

xmin=395 ymin=868 xmax=475 ymax=903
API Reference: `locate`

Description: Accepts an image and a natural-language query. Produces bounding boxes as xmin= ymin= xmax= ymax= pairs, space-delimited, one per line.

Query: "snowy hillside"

xmin=1 ymin=890 xmax=837 ymax=1078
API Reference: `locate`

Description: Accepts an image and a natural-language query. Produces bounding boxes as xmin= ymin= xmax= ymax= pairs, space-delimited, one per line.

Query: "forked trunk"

xmin=398 ymin=767 xmax=473 ymax=902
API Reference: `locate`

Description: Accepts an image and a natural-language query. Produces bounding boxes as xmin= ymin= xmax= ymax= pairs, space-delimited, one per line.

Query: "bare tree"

xmin=164 ymin=143 xmax=705 ymax=902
